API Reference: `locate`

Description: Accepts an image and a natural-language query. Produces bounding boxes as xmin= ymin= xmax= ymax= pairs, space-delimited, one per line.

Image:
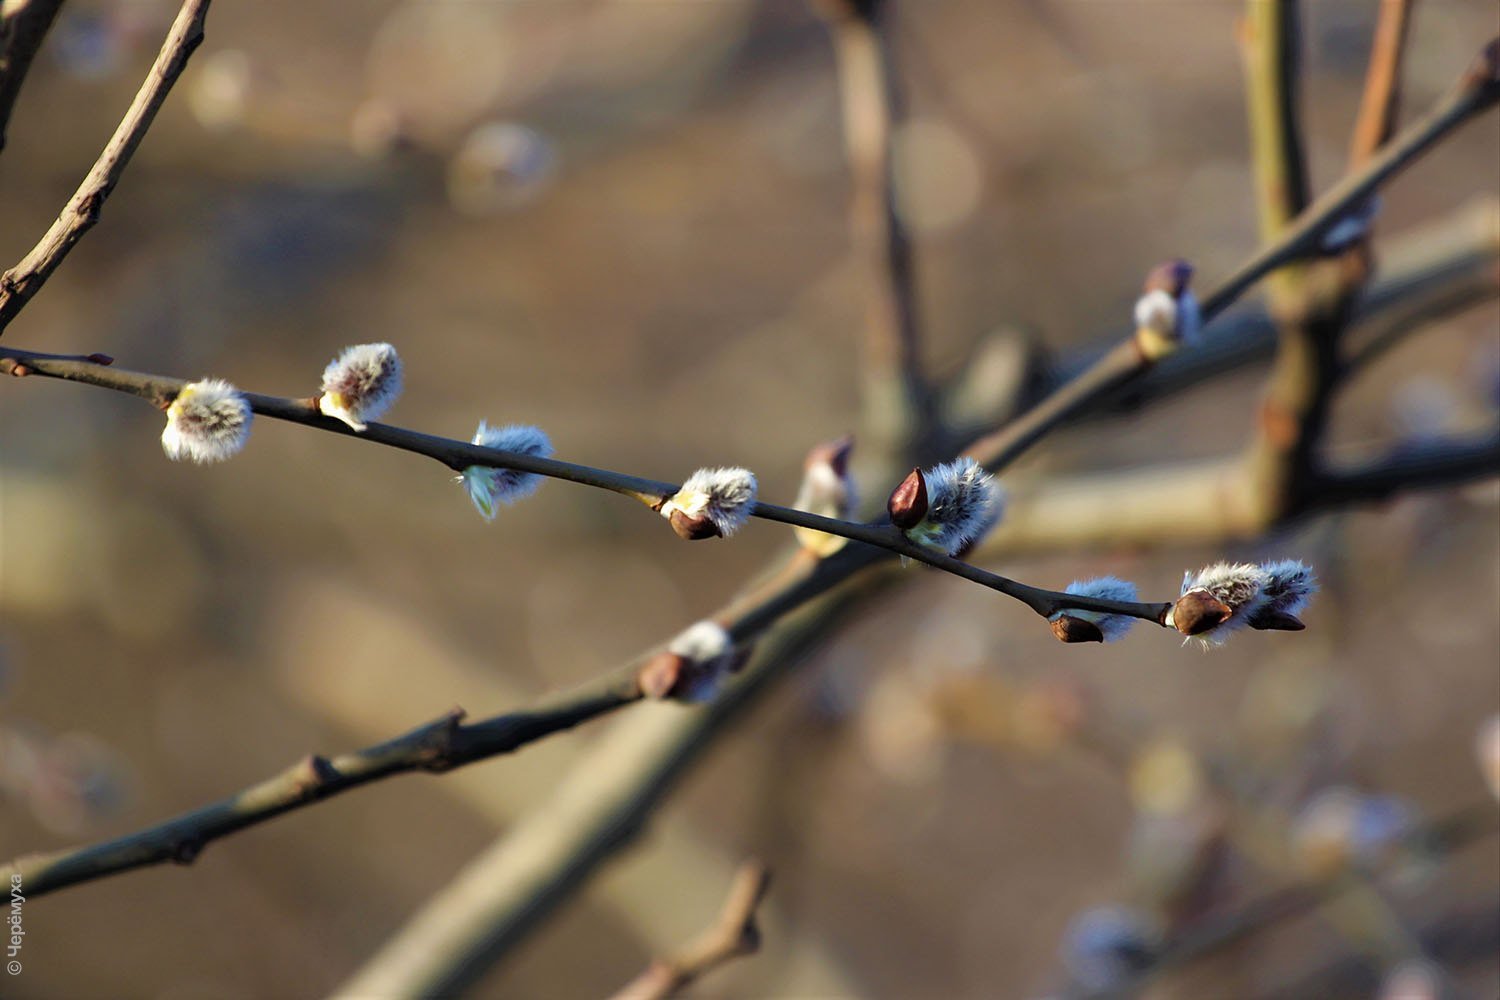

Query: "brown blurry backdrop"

xmin=1 ymin=0 xmax=1497 ymax=997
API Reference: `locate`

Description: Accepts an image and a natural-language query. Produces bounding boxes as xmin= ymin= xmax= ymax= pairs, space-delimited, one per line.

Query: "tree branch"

xmin=607 ymin=861 xmax=772 ymax=1000
xmin=0 ymin=347 xmax=1178 ymax=626
xmin=811 ymin=0 xmax=930 ymax=452
xmin=2 ymin=665 xmax=643 ymax=898
xmin=0 ymin=0 xmax=65 ymax=154
xmin=1348 ymin=0 xmax=1415 ymax=168
xmin=0 ymin=0 xmax=210 ymax=336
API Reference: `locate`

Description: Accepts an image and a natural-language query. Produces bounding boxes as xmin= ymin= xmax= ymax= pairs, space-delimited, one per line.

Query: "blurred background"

xmin=0 ymin=0 xmax=1497 ymax=996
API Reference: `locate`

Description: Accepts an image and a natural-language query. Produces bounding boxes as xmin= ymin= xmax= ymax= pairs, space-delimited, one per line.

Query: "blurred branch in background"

xmin=0 ymin=0 xmax=64 ymax=154
xmin=3 ymin=667 xmax=642 ymax=897
xmin=607 ymin=860 xmax=771 ymax=1000
xmin=0 ymin=0 xmax=210 ymax=334
xmin=811 ymin=0 xmax=930 ymax=456
xmin=332 ymin=32 xmax=1500 ymax=996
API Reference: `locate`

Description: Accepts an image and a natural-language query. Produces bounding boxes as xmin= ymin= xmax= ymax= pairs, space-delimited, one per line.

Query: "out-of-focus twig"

xmin=0 ymin=0 xmax=210 ymax=336
xmin=1349 ymin=0 xmax=1415 ymax=168
xmin=0 ymin=0 xmax=65 ymax=154
xmin=1201 ymin=37 xmax=1500 ymax=320
xmin=1073 ymin=802 xmax=1499 ymax=998
xmin=2 ymin=667 xmax=643 ymax=898
xmin=608 ymin=861 xmax=772 ymax=1000
xmin=811 ymin=0 xmax=930 ymax=454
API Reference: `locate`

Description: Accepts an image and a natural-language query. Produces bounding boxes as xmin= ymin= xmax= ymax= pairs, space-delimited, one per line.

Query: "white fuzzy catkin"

xmin=160 ymin=379 xmax=253 ymax=464
xmin=459 ymin=422 xmax=552 ymax=520
xmin=1052 ymin=576 xmax=1139 ymax=642
xmin=1173 ymin=561 xmax=1270 ymax=648
xmin=318 ymin=342 xmax=403 ymax=431
xmin=660 ymin=467 xmax=758 ymax=537
xmin=793 ymin=451 xmax=856 ymax=556
xmin=1134 ymin=289 xmax=1201 ymax=346
xmin=666 ymin=620 xmax=735 ymax=703
xmin=907 ymin=457 xmax=1003 ymax=555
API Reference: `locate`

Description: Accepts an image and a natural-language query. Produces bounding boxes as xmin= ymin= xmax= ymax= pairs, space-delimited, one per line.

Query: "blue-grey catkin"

xmin=459 ymin=422 xmax=552 ymax=520
xmin=1052 ymin=577 xmax=1139 ymax=642
xmin=907 ymin=457 xmax=1003 ymax=555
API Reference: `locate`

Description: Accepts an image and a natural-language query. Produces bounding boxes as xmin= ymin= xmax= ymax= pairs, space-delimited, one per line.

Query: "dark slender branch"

xmin=1307 ymin=430 xmax=1500 ymax=511
xmin=1200 ymin=37 xmax=1500 ymax=321
xmin=1339 ymin=276 xmax=1496 ymax=379
xmin=0 ymin=0 xmax=210 ymax=336
xmin=0 ymin=0 xmax=65 ymax=154
xmin=0 ymin=347 xmax=1176 ymax=625
xmin=608 ymin=861 xmax=772 ymax=1000
xmin=2 ymin=665 xmax=643 ymax=899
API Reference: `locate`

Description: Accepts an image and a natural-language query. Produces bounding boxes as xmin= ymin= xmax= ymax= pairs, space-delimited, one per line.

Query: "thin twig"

xmin=608 ymin=861 xmax=772 ymax=1000
xmin=0 ymin=0 xmax=211 ymax=336
xmin=1348 ymin=0 xmax=1415 ymax=168
xmin=1075 ymin=802 xmax=1500 ymax=998
xmin=0 ymin=0 xmax=65 ymax=154
xmin=1200 ymin=37 xmax=1500 ymax=321
xmin=812 ymin=0 xmax=930 ymax=451
xmin=2 ymin=665 xmax=643 ymax=898
xmin=0 ymin=347 xmax=1176 ymax=626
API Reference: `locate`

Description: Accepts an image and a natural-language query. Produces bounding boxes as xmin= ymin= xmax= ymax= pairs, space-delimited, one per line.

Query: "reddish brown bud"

xmin=668 ymin=509 xmax=721 ymax=541
xmin=1248 ymin=608 xmax=1306 ymax=631
xmin=1051 ymin=616 xmax=1105 ymax=644
xmin=1171 ymin=591 xmax=1234 ymax=637
xmin=1144 ymin=259 xmax=1194 ymax=297
xmin=86 ymin=353 xmax=115 ymax=365
xmin=1460 ymin=38 xmax=1500 ymax=101
xmin=806 ymin=432 xmax=855 ymax=478
xmin=7 ymin=363 xmax=30 ymax=377
xmin=887 ymin=467 xmax=928 ymax=530
xmin=639 ymin=652 xmax=689 ymax=700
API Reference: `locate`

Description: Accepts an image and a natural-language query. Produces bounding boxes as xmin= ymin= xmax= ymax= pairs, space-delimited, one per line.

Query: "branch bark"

xmin=607 ymin=861 xmax=772 ymax=1000
xmin=2 ymin=666 xmax=642 ymax=897
xmin=0 ymin=0 xmax=210 ymax=336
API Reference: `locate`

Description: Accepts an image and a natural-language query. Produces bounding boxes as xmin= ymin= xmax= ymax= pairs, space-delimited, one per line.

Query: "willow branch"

xmin=812 ymin=0 xmax=929 ymax=450
xmin=0 ymin=0 xmax=210 ymax=336
xmin=608 ymin=861 xmax=772 ymax=1000
xmin=333 ymin=573 xmax=881 ymax=999
xmin=2 ymin=665 xmax=643 ymax=898
xmin=1200 ymin=37 xmax=1500 ymax=321
xmin=1349 ymin=0 xmax=1415 ymax=168
xmin=0 ymin=347 xmax=1175 ymax=626
xmin=1241 ymin=0 xmax=1310 ymax=241
xmin=0 ymin=0 xmax=64 ymax=154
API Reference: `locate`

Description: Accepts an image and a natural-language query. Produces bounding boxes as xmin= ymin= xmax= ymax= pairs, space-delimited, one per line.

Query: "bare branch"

xmin=1073 ymin=802 xmax=1499 ymax=997
xmin=0 ymin=0 xmax=210 ymax=336
xmin=1240 ymin=0 xmax=1311 ymax=239
xmin=0 ymin=0 xmax=65 ymax=153
xmin=1349 ymin=0 xmax=1415 ymax=168
xmin=1201 ymin=37 xmax=1500 ymax=321
xmin=608 ymin=861 xmax=772 ymax=1000
xmin=2 ymin=666 xmax=642 ymax=898
xmin=812 ymin=0 xmax=930 ymax=451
